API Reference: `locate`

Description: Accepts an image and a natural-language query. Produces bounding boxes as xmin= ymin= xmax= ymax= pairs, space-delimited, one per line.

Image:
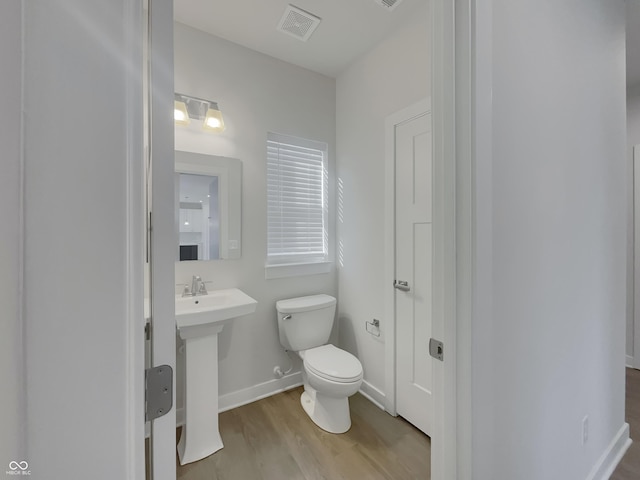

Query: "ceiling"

xmin=175 ymin=0 xmax=640 ymax=87
xmin=173 ymin=0 xmax=426 ymax=78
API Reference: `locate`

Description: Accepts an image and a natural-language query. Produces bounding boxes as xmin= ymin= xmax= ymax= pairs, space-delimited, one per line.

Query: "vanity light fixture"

xmin=203 ymin=104 xmax=225 ymax=132
xmin=174 ymin=99 xmax=190 ymax=125
xmin=174 ymin=93 xmax=226 ymax=133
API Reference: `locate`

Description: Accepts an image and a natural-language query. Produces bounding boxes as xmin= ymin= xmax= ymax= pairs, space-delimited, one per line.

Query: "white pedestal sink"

xmin=175 ymin=288 xmax=257 ymax=465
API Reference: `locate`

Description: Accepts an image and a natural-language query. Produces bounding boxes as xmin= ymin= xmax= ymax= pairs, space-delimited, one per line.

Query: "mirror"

xmin=175 ymin=151 xmax=242 ymax=260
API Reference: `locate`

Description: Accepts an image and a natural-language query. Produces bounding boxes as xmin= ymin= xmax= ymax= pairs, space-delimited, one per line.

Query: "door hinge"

xmin=145 ymin=365 xmax=173 ymax=421
xmin=429 ymin=338 xmax=444 ymax=361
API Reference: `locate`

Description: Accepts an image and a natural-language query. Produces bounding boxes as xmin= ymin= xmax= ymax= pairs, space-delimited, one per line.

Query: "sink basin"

xmin=176 ymin=288 xmax=257 ymax=339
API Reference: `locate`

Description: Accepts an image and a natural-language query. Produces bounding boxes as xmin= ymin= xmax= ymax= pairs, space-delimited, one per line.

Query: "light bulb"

xmin=205 ymin=117 xmax=221 ymax=129
xmin=174 ymin=100 xmax=190 ymax=126
xmin=203 ymin=105 xmax=225 ymax=132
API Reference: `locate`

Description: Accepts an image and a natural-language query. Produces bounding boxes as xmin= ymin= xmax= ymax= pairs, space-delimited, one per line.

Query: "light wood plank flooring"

xmin=611 ymin=367 xmax=640 ymax=480
xmin=176 ymin=386 xmax=430 ymax=480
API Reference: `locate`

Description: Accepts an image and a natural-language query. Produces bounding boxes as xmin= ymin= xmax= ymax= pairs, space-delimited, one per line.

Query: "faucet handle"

xmin=178 ymin=283 xmax=191 ymax=297
xmin=198 ymin=282 xmax=208 ymax=295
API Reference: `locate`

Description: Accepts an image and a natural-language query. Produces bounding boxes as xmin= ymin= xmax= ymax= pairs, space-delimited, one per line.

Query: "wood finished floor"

xmin=611 ymin=367 xmax=640 ymax=480
xmin=176 ymin=386 xmax=430 ymax=480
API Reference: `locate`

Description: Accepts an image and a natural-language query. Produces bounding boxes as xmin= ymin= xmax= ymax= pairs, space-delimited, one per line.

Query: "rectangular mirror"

xmin=175 ymin=151 xmax=242 ymax=260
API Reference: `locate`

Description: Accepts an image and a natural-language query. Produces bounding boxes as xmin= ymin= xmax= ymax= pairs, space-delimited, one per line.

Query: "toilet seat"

xmin=302 ymin=344 xmax=363 ymax=383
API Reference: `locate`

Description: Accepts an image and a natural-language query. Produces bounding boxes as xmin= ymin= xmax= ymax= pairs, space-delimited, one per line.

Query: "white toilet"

xmin=276 ymin=294 xmax=363 ymax=434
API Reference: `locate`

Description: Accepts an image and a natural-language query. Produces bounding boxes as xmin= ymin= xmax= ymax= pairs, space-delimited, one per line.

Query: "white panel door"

xmin=395 ymin=111 xmax=433 ymax=436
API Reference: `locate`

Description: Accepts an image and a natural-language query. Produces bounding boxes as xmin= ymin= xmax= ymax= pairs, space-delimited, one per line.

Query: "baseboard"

xmin=359 ymin=379 xmax=386 ymax=410
xmin=626 ymin=354 xmax=634 ymax=368
xmin=585 ymin=423 xmax=631 ymax=480
xmin=175 ymin=372 xmax=303 ymax=427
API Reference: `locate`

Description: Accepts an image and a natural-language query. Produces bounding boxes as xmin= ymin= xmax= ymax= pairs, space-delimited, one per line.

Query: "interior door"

xmin=394 ymin=110 xmax=433 ymax=436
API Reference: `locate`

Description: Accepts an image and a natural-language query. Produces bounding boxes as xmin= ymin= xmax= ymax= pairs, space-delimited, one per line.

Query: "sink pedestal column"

xmin=177 ymin=325 xmax=224 ymax=465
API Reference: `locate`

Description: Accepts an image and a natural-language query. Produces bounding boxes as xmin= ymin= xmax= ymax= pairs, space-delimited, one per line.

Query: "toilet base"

xmin=300 ymin=388 xmax=351 ymax=434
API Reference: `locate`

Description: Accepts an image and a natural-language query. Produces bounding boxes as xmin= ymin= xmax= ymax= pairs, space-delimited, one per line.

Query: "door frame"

xmin=124 ymin=1 xmax=146 ymax=478
xmin=124 ymin=0 xmax=463 ymax=477
xmin=634 ymin=145 xmax=640 ymax=369
xmin=147 ymin=1 xmax=177 ymax=479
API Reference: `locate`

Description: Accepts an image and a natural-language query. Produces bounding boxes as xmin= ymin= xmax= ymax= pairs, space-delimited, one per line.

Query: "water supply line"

xmin=273 ymin=349 xmax=295 ymax=378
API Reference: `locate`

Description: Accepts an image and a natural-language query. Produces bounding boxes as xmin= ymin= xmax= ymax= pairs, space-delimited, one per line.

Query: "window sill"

xmin=265 ymin=261 xmax=332 ymax=279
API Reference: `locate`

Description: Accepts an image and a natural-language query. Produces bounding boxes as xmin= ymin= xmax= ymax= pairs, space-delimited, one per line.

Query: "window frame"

xmin=265 ymin=132 xmax=331 ymax=279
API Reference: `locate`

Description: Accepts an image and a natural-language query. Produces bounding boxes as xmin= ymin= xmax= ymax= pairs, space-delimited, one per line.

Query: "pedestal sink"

xmin=175 ymin=288 xmax=257 ymax=465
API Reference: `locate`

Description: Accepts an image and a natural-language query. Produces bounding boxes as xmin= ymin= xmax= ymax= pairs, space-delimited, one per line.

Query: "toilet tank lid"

xmin=276 ymin=294 xmax=336 ymax=314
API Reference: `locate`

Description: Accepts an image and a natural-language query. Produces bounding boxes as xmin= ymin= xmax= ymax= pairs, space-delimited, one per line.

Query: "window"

xmin=266 ymin=132 xmax=329 ymax=277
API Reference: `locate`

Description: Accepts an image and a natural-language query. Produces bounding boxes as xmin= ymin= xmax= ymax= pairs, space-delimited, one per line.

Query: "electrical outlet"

xmin=582 ymin=415 xmax=589 ymax=445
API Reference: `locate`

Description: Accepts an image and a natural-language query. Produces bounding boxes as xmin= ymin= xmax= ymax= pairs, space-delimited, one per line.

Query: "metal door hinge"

xmin=429 ymin=338 xmax=444 ymax=361
xmin=145 ymin=365 xmax=173 ymax=421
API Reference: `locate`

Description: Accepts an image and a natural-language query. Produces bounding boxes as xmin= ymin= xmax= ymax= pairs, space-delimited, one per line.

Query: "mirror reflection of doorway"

xmin=178 ymin=173 xmax=219 ymax=261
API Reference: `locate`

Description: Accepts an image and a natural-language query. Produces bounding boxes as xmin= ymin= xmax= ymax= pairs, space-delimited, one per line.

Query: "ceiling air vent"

xmin=277 ymin=5 xmax=321 ymax=42
xmin=374 ymin=0 xmax=404 ymax=11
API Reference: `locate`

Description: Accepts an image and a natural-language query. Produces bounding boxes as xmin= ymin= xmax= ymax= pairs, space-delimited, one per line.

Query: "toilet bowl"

xmin=299 ymin=344 xmax=363 ymax=433
xmin=276 ymin=295 xmax=363 ymax=434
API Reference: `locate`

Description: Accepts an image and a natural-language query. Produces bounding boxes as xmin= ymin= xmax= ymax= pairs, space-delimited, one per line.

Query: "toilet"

xmin=276 ymin=294 xmax=363 ymax=434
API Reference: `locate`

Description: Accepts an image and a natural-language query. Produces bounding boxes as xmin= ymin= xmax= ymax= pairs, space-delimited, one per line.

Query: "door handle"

xmin=394 ymin=280 xmax=410 ymax=292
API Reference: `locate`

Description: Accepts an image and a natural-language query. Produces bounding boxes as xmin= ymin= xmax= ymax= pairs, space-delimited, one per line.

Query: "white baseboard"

xmin=219 ymin=372 xmax=303 ymax=413
xmin=626 ymin=354 xmax=634 ymax=368
xmin=585 ymin=423 xmax=631 ymax=480
xmin=175 ymin=372 xmax=303 ymax=427
xmin=359 ymin=379 xmax=386 ymax=410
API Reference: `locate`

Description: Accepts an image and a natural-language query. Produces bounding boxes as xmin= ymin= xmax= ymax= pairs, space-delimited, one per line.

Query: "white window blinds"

xmin=267 ymin=133 xmax=328 ymax=265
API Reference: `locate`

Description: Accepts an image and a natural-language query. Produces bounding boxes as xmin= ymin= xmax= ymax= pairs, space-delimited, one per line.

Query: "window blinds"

xmin=267 ymin=133 xmax=328 ymax=265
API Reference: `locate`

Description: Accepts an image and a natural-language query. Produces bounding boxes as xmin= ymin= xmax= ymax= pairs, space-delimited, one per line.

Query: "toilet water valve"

xmin=274 ymin=350 xmax=295 ymax=378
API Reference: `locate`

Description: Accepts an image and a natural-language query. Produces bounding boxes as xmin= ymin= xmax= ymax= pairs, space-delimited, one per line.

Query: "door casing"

xmin=633 ymin=146 xmax=640 ymax=369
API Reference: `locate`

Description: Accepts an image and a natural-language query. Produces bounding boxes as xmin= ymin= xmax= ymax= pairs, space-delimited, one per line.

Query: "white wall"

xmin=335 ymin=3 xmax=429 ymax=400
xmin=470 ymin=1 xmax=627 ymax=478
xmin=22 ymin=1 xmax=143 ymax=478
xmin=0 ymin=0 xmax=25 ymax=469
xmin=174 ymin=23 xmax=337 ymax=408
xmin=627 ymin=86 xmax=640 ymax=365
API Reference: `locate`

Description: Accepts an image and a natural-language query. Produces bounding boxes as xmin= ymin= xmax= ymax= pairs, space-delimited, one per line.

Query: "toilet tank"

xmin=276 ymin=294 xmax=337 ymax=351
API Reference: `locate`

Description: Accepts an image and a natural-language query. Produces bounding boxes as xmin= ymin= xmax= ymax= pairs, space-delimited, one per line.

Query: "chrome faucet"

xmin=191 ymin=275 xmax=202 ymax=295
xmin=181 ymin=275 xmax=209 ymax=297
